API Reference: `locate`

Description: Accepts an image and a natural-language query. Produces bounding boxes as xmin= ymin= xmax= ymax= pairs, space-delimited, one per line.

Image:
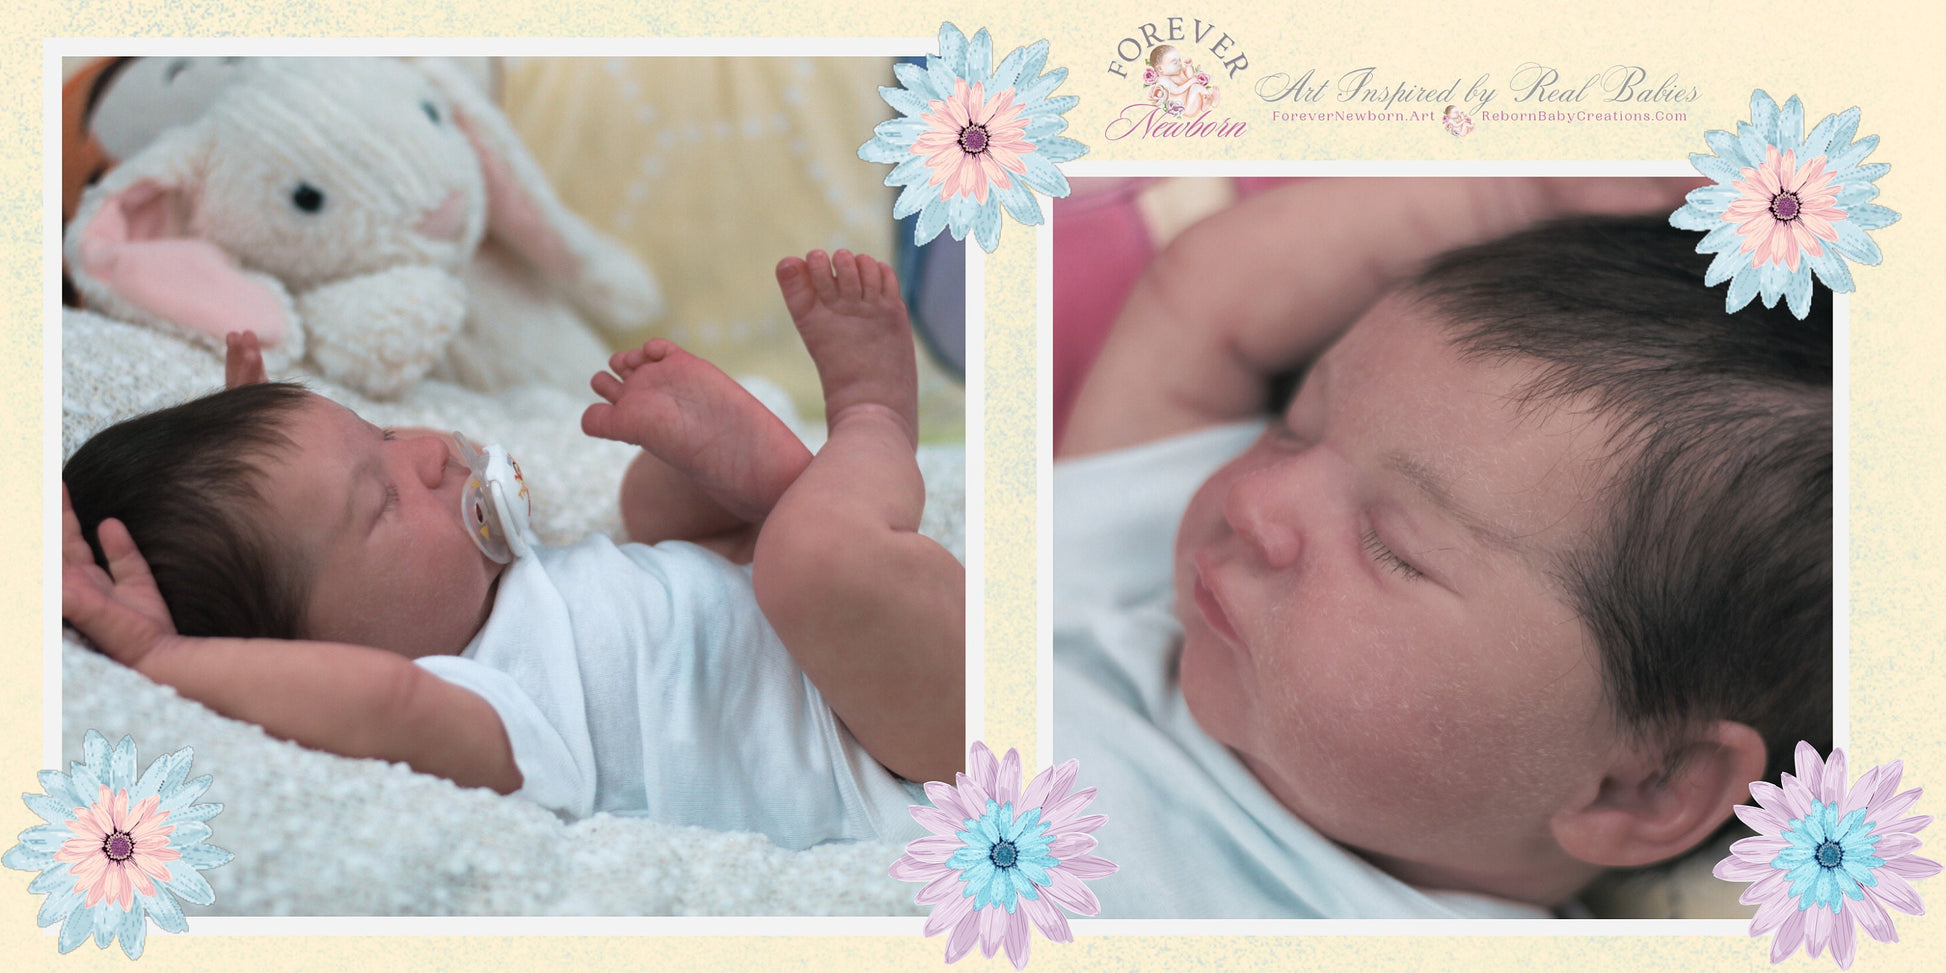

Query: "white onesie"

xmin=1053 ymin=422 xmax=1547 ymax=918
xmin=417 ymin=535 xmax=924 ymax=851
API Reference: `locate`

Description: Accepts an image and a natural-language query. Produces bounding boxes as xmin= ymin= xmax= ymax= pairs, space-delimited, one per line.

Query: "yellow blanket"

xmin=502 ymin=57 xmax=965 ymax=443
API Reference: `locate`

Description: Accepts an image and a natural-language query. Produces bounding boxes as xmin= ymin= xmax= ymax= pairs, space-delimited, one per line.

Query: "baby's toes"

xmin=854 ymin=255 xmax=883 ymax=300
xmin=775 ymin=256 xmax=818 ymax=321
xmin=806 ymin=250 xmax=838 ymax=303
xmin=831 ymin=249 xmax=862 ymax=300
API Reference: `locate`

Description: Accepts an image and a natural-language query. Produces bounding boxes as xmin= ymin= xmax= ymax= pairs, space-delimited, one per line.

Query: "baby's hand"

xmin=225 ymin=330 xmax=267 ymax=388
xmin=61 ymin=484 xmax=179 ymax=668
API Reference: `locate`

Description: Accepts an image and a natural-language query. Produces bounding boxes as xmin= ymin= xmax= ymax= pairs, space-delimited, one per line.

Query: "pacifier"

xmin=453 ymin=431 xmax=537 ymax=563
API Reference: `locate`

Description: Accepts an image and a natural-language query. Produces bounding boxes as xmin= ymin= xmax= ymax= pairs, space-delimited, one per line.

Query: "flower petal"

xmin=911 ymin=803 xmax=968 ymax=837
xmin=1867 ymin=870 xmax=1925 ymax=914
xmin=1846 ymin=203 xmax=1900 ymax=231
xmin=916 ymin=868 xmax=967 ymax=905
xmin=1874 ymin=832 xmax=1923 ymax=859
xmin=1034 ymin=135 xmax=1090 ymax=165
xmin=1830 ymin=907 xmax=1857 ymax=969
xmin=1057 ymin=853 xmax=1119 ymax=880
xmin=1784 ymin=264 xmax=1814 ymax=319
xmin=1775 ymin=95 xmax=1805 ymax=151
xmin=1044 ymin=864 xmax=1102 ymax=915
xmin=1690 ymin=151 xmax=1741 ymax=186
xmin=1015 ymin=66 xmax=1070 ymax=110
xmin=1002 ymin=904 xmax=1033 ymax=970
xmin=1046 ymin=832 xmax=1097 ymax=860
xmin=891 ymin=854 xmax=951 ymax=883
xmin=968 ymin=745 xmax=999 ymax=801
xmin=143 ymin=880 xmax=188 ymax=934
xmin=914 ymin=195 xmax=953 ymax=246
xmin=1021 ymin=887 xmax=1072 ymax=941
xmin=943 ymin=905 xmax=982 ymax=962
xmin=1829 ymin=218 xmax=1883 ymax=265
xmin=1735 ymin=801 xmax=1790 ymax=836
xmin=1804 ymin=245 xmax=1855 ymax=293
xmin=1827 ymin=133 xmax=1879 ymax=172
xmin=57 ymin=898 xmax=94 ymax=953
xmin=174 ymin=842 xmax=233 ymax=870
xmin=1021 ymin=759 xmax=1077 ymax=811
xmin=936 ymin=23 xmax=970 ymax=83
xmin=116 ymin=901 xmax=147 ymax=960
xmin=925 ymin=882 xmax=977 ymax=937
xmin=108 ymin=736 xmax=139 ymax=793
xmin=971 ymin=195 xmax=1004 ymax=253
xmin=1883 ymin=853 xmax=1942 ymax=880
xmin=1716 ymin=854 xmax=1778 ymax=882
xmin=1724 ymin=265 xmax=1763 ymax=313
xmin=963 ymin=28 xmax=993 ymax=86
xmin=977 ymin=901 xmax=1007 ymax=958
xmin=1771 ymin=907 xmax=1806 ymax=963
xmin=893 ymin=61 xmax=940 ymax=102
xmin=161 ymin=859 xmax=215 ymax=906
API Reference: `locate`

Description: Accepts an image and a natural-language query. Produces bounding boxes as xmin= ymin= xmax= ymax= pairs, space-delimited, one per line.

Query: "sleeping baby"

xmin=1054 ymin=178 xmax=1831 ymax=916
xmin=61 ymin=250 xmax=962 ymax=850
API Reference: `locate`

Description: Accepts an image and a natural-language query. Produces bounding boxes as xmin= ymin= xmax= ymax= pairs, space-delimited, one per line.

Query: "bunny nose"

xmin=416 ymin=191 xmax=467 ymax=241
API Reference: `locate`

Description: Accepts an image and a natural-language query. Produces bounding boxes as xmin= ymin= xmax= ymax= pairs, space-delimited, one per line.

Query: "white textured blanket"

xmin=59 ymin=309 xmax=960 ymax=916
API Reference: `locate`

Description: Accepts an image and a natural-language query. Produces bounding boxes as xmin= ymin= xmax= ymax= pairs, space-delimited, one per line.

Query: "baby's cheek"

xmin=1262 ymin=646 xmax=1519 ymax=848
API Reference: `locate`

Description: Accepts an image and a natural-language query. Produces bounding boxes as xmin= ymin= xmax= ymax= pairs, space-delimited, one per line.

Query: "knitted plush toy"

xmin=65 ymin=56 xmax=662 ymax=399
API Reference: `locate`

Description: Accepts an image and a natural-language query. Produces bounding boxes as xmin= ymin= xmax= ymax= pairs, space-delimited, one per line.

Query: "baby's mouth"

xmin=1191 ymin=554 xmax=1247 ymax=650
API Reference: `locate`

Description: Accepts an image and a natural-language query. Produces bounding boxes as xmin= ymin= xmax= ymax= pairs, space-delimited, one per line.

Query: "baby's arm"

xmin=1060 ymin=177 xmax=1695 ymax=457
xmin=62 ymin=488 xmax=520 ymax=794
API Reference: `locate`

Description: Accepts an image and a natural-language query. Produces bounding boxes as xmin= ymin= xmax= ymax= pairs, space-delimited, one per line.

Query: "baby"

xmin=62 ymin=251 xmax=964 ymax=850
xmin=1145 ymin=44 xmax=1219 ymax=117
xmin=1053 ymin=178 xmax=1831 ymax=916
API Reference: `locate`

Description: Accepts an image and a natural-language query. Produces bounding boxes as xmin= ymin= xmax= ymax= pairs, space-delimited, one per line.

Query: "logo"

xmin=1102 ymin=17 xmax=1250 ymax=140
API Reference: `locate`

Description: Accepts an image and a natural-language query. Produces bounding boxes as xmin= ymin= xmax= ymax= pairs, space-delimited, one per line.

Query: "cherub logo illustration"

xmin=1143 ymin=45 xmax=1219 ymax=117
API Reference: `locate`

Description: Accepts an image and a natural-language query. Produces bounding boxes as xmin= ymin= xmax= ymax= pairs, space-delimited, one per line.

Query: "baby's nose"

xmin=406 ymin=433 xmax=453 ymax=489
xmin=1223 ymin=466 xmax=1305 ymax=569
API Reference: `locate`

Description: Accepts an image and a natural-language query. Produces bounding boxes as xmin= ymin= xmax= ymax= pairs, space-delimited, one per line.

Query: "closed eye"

xmin=1361 ymin=528 xmax=1423 ymax=580
xmin=382 ymin=484 xmax=400 ymax=515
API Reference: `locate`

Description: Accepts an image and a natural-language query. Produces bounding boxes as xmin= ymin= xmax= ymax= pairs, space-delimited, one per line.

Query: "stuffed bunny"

xmin=65 ymin=56 xmax=662 ymax=399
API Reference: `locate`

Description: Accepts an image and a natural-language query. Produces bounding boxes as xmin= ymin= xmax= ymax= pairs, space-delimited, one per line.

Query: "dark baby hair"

xmin=64 ymin=382 xmax=313 ymax=641
xmin=1409 ymin=215 xmax=1832 ymax=788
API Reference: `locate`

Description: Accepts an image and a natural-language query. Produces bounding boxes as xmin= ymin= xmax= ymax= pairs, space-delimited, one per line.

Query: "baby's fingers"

xmin=60 ymin=485 xmax=97 ymax=566
xmin=96 ymin=518 xmax=157 ymax=590
xmin=225 ymin=331 xmax=267 ymax=388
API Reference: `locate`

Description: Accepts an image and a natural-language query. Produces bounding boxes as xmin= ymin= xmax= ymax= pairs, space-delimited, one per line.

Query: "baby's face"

xmin=1157 ymin=49 xmax=1183 ymax=74
xmin=1173 ymin=296 xmax=1623 ymax=882
xmin=256 ymin=394 xmax=505 ymax=659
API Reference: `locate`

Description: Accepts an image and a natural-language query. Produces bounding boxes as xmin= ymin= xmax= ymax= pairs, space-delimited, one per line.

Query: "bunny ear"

xmin=66 ymin=140 xmax=295 ymax=351
xmin=414 ymin=58 xmax=580 ymax=280
xmin=411 ymin=57 xmax=663 ymax=335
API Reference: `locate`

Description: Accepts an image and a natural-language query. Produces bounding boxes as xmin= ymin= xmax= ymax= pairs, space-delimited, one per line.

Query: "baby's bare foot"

xmin=583 ymin=339 xmax=806 ymax=523
xmin=775 ymin=250 xmax=920 ymax=445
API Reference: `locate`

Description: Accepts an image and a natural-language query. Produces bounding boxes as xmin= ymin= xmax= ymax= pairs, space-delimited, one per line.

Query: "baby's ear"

xmin=1549 ymin=722 xmax=1767 ymax=869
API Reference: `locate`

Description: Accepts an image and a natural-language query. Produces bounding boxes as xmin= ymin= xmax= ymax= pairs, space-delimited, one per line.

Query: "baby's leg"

xmin=583 ymin=341 xmax=810 ymax=560
xmin=753 ymin=251 xmax=965 ymax=785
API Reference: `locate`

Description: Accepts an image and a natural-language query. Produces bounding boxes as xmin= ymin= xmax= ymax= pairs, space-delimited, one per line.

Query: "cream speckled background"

xmin=6 ymin=1 xmax=1943 ymax=970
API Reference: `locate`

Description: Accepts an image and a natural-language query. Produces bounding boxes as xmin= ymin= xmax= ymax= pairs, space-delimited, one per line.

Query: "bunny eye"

xmin=421 ymin=100 xmax=441 ymax=125
xmin=291 ymin=182 xmax=325 ymax=214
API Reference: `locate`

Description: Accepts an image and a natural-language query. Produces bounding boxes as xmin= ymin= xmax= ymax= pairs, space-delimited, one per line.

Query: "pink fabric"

xmin=76 ymin=179 xmax=289 ymax=346
xmin=1050 ymin=181 xmax=1154 ymax=451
